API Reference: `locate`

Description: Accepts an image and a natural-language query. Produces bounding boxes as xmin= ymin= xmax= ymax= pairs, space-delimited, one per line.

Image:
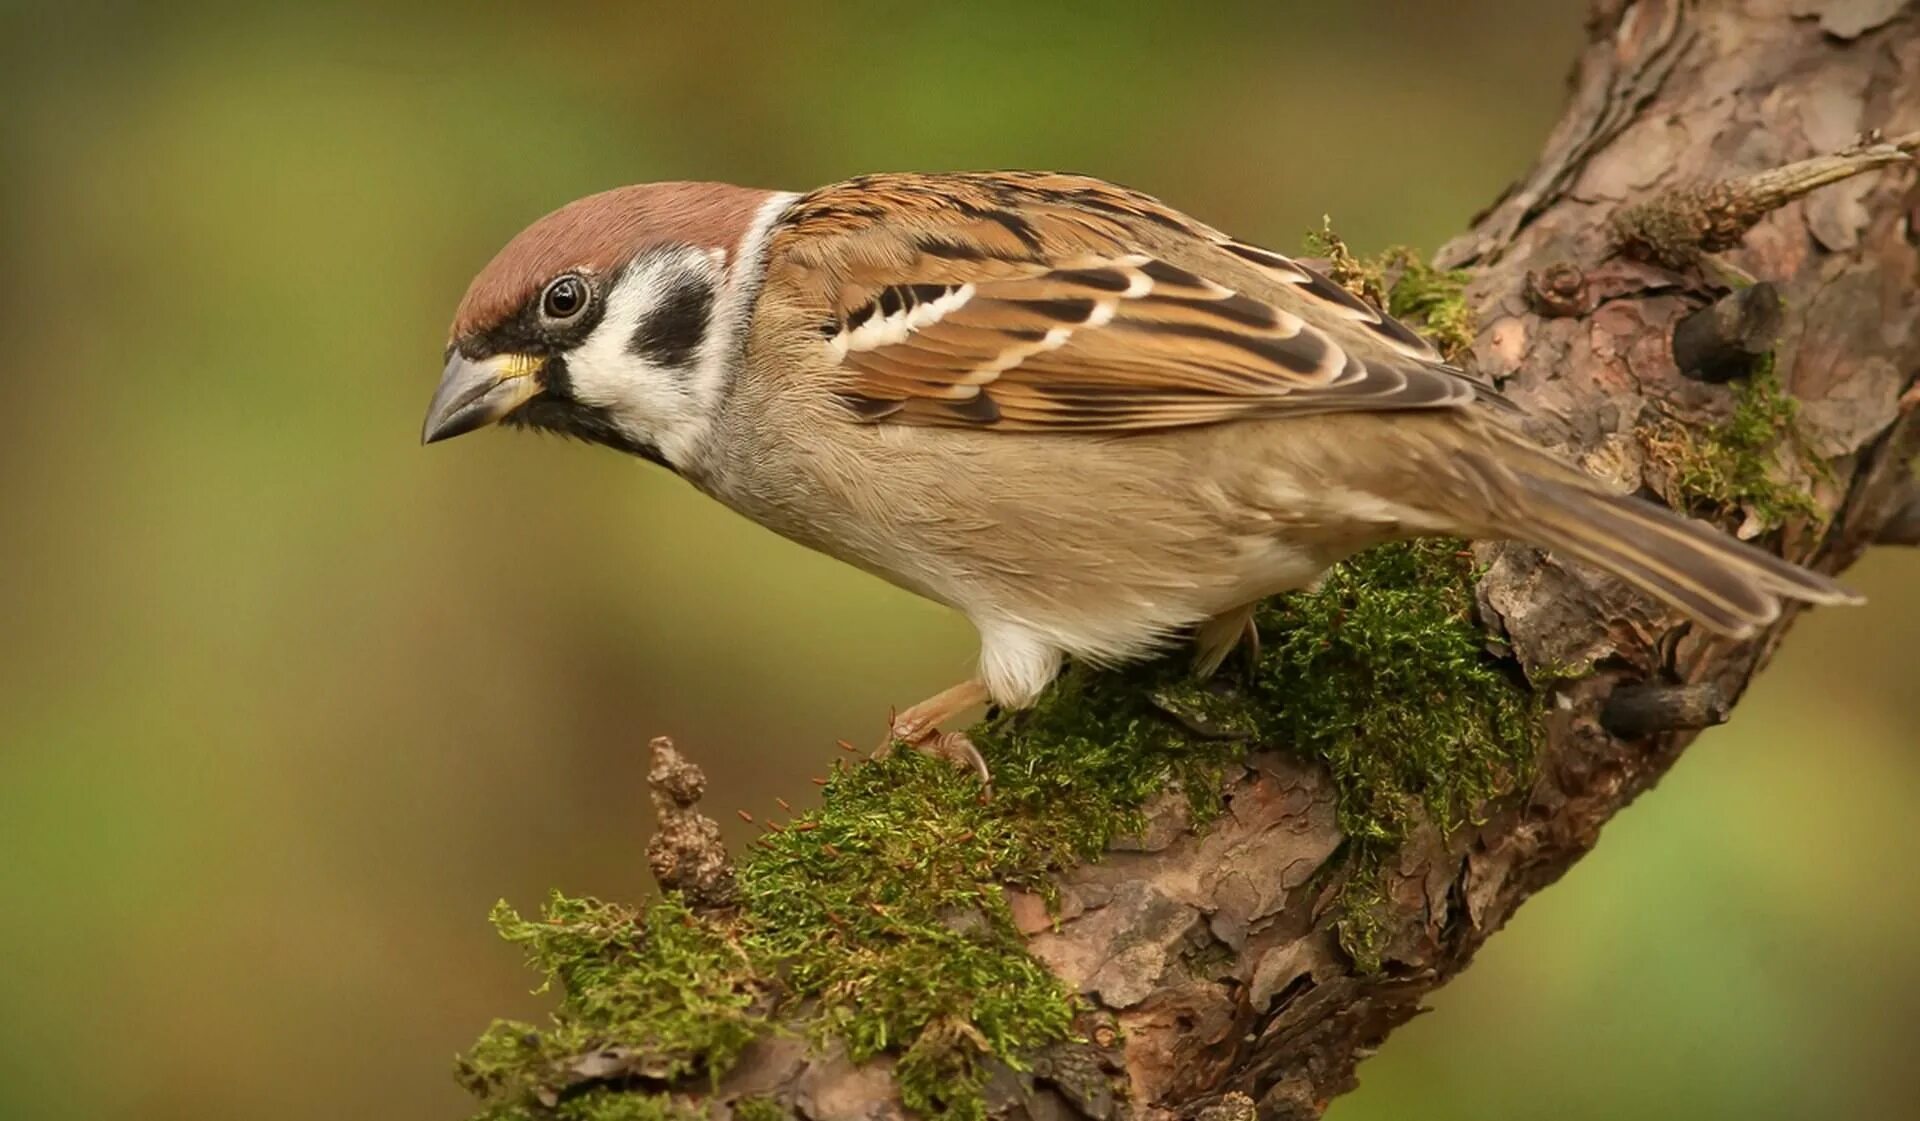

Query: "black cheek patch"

xmin=628 ymin=279 xmax=716 ymax=370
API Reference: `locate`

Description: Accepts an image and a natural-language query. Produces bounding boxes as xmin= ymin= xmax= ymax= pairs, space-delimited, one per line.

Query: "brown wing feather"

xmin=766 ymin=172 xmax=1508 ymax=433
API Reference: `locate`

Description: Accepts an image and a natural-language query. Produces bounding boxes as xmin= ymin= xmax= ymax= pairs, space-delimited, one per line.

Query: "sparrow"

xmin=423 ymin=171 xmax=1858 ymax=774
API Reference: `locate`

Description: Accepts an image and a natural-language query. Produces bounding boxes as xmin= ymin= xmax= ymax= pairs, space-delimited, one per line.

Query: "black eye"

xmin=541 ymin=275 xmax=588 ymax=321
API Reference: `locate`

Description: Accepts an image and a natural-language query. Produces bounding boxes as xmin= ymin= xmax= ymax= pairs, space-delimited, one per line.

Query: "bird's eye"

xmin=541 ymin=275 xmax=588 ymax=321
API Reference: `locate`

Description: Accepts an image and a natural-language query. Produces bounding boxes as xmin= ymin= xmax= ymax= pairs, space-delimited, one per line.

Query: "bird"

xmin=422 ymin=171 xmax=1859 ymax=776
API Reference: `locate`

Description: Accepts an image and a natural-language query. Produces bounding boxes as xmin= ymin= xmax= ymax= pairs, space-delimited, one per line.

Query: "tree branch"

xmin=458 ymin=3 xmax=1920 ymax=1118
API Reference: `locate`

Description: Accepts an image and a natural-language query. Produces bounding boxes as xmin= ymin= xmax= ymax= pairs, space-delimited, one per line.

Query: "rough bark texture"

xmin=517 ymin=3 xmax=1920 ymax=1118
xmin=1079 ymin=4 xmax=1920 ymax=1113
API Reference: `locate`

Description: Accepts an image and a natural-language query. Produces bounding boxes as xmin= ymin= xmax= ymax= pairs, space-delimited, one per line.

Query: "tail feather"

xmin=1454 ymin=443 xmax=1860 ymax=638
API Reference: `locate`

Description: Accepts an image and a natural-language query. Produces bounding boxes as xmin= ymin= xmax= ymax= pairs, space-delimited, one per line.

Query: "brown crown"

xmin=450 ymin=181 xmax=776 ymax=342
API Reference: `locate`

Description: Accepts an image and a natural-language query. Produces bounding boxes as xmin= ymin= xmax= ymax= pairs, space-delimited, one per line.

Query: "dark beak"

xmin=421 ymin=352 xmax=545 ymax=445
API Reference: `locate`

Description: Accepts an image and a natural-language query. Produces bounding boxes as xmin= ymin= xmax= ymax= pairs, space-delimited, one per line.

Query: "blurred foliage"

xmin=0 ymin=2 xmax=1914 ymax=1120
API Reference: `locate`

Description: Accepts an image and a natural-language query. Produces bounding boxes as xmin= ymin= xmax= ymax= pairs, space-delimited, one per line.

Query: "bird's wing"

xmin=763 ymin=171 xmax=1509 ymax=432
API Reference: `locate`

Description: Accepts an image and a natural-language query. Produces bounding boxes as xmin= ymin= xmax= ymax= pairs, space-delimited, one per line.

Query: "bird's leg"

xmin=880 ymin=678 xmax=993 ymax=784
xmin=1193 ymin=603 xmax=1261 ymax=682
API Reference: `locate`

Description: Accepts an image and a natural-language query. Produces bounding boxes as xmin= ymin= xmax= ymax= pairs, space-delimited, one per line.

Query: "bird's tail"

xmin=1441 ymin=431 xmax=1860 ymax=637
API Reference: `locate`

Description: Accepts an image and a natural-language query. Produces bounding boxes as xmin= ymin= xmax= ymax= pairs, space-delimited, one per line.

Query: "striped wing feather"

xmin=775 ymin=172 xmax=1502 ymax=432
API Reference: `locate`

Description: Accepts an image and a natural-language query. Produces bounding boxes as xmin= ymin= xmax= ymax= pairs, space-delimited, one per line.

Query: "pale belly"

xmin=695 ymin=413 xmax=1402 ymax=705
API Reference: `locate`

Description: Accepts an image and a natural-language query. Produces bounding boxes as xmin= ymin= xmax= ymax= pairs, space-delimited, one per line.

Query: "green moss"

xmin=1303 ymin=217 xmax=1392 ymax=307
xmin=1251 ymin=541 xmax=1538 ymax=842
xmin=1304 ymin=219 xmax=1476 ymax=362
xmin=455 ymin=894 xmax=768 ymax=1113
xmin=461 ymin=663 xmax=1242 ymax=1120
xmin=730 ymin=1098 xmax=789 ymax=1121
xmin=742 ymin=659 xmax=1251 ymax=1117
xmin=737 ymin=754 xmax=1079 ymax=1117
xmin=1657 ymin=358 xmax=1822 ymax=531
xmin=1246 ymin=540 xmax=1544 ymax=970
xmin=460 ymin=541 xmax=1549 ymax=1114
xmin=1383 ymin=250 xmax=1476 ymax=364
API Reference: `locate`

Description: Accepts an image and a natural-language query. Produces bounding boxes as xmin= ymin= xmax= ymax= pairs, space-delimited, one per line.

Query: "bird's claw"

xmin=880 ymin=716 xmax=992 ymax=788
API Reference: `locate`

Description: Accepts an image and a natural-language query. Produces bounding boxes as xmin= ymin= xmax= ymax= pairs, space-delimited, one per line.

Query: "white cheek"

xmin=564 ymin=256 xmax=715 ymax=464
xmin=562 ymin=191 xmax=800 ymax=471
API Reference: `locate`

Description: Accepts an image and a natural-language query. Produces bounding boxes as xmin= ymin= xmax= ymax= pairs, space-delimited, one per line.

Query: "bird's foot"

xmin=881 ymin=720 xmax=991 ymax=787
xmin=875 ymin=678 xmax=994 ymax=786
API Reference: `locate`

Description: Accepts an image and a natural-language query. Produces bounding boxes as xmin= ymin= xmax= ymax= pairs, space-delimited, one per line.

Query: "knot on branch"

xmin=1525 ymin=261 xmax=1590 ymax=317
xmin=1613 ymin=130 xmax=1918 ymax=268
xmin=1672 ymin=283 xmax=1785 ymax=383
xmin=645 ymin=736 xmax=737 ymax=909
xmin=1600 ymin=682 xmax=1730 ymax=739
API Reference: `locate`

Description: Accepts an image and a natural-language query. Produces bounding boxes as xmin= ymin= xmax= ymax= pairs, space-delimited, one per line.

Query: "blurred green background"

xmin=1 ymin=2 xmax=1914 ymax=1119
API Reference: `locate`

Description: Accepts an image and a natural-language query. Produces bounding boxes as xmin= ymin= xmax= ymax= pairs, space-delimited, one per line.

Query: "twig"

xmin=1600 ymin=683 xmax=1731 ymax=739
xmin=1671 ymin=283 xmax=1785 ymax=382
xmin=1613 ymin=130 xmax=1919 ymax=268
xmin=644 ymin=736 xmax=736 ymax=909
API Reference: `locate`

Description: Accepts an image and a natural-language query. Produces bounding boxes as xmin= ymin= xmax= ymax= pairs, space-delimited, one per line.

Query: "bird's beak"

xmin=421 ymin=352 xmax=546 ymax=445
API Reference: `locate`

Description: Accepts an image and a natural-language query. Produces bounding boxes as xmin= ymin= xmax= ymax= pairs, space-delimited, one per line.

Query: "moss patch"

xmin=1304 ymin=218 xmax=1477 ymax=363
xmin=1252 ymin=542 xmax=1538 ymax=843
xmin=457 ymin=894 xmax=768 ymax=1119
xmin=730 ymin=1099 xmax=789 ymax=1121
xmin=1247 ymin=540 xmax=1544 ymax=969
xmin=1651 ymin=358 xmax=1823 ymax=532
xmin=459 ymin=665 xmax=1246 ymax=1120
xmin=458 ymin=546 xmax=1547 ymax=1115
xmin=738 ymin=652 xmax=1280 ymax=1113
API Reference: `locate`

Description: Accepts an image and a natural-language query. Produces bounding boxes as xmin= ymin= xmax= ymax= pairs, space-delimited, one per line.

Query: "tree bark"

xmin=1074 ymin=3 xmax=1920 ymax=1113
xmin=501 ymin=3 xmax=1920 ymax=1118
xmin=1071 ymin=4 xmax=1920 ymax=1113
